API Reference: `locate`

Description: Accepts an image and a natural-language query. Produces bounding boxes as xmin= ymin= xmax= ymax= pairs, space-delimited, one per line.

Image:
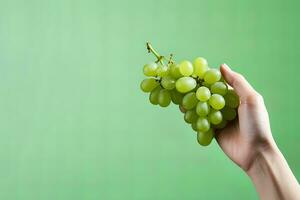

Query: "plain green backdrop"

xmin=0 ymin=0 xmax=300 ymax=199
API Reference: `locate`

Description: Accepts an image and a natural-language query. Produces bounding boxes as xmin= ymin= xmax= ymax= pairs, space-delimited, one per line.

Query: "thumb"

xmin=220 ymin=64 xmax=256 ymax=101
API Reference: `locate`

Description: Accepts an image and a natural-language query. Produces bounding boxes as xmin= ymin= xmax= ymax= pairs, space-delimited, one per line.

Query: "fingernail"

xmin=222 ymin=63 xmax=231 ymax=71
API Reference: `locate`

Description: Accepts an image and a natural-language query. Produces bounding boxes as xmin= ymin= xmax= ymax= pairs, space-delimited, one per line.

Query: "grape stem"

xmin=168 ymin=54 xmax=174 ymax=64
xmin=146 ymin=42 xmax=165 ymax=65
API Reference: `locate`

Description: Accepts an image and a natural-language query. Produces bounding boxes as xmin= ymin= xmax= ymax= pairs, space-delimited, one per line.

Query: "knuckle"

xmin=243 ymin=92 xmax=264 ymax=105
xmin=255 ymin=92 xmax=263 ymax=101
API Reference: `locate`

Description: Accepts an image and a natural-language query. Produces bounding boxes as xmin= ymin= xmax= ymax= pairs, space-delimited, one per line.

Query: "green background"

xmin=0 ymin=0 xmax=299 ymax=199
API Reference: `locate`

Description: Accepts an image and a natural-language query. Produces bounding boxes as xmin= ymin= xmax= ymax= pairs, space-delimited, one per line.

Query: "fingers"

xmin=220 ymin=64 xmax=257 ymax=101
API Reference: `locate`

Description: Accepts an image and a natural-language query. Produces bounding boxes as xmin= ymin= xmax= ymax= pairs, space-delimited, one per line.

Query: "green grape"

xmin=161 ymin=76 xmax=175 ymax=90
xmin=140 ymin=78 xmax=159 ymax=93
xmin=202 ymin=81 xmax=211 ymax=88
xmin=191 ymin=84 xmax=200 ymax=92
xmin=224 ymin=89 xmax=240 ymax=108
xmin=220 ymin=76 xmax=225 ymax=82
xmin=175 ymin=77 xmax=197 ymax=93
xmin=197 ymin=129 xmax=214 ymax=146
xmin=158 ymin=89 xmax=171 ymax=107
xmin=208 ymin=109 xmax=223 ymax=125
xmin=179 ymin=105 xmax=187 ymax=113
xmin=221 ymin=107 xmax=237 ymax=121
xmin=209 ymin=94 xmax=225 ymax=110
xmin=196 ymin=86 xmax=211 ymax=101
xmin=204 ymin=69 xmax=221 ymax=84
xmin=184 ymin=110 xmax=198 ymax=124
xmin=196 ymin=101 xmax=210 ymax=116
xmin=170 ymin=64 xmax=183 ymax=79
xmin=143 ymin=62 xmax=158 ymax=77
xmin=211 ymin=82 xmax=228 ymax=95
xmin=156 ymin=64 xmax=169 ymax=77
xmin=213 ymin=120 xmax=227 ymax=129
xmin=182 ymin=92 xmax=198 ymax=110
xmin=149 ymin=86 xmax=161 ymax=105
xmin=193 ymin=57 xmax=208 ymax=78
xmin=170 ymin=90 xmax=183 ymax=105
xmin=196 ymin=117 xmax=210 ymax=132
xmin=179 ymin=60 xmax=193 ymax=76
xmin=191 ymin=122 xmax=198 ymax=132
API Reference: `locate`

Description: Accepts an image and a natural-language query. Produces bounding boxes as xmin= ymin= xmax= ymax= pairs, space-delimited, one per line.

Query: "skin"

xmin=216 ymin=64 xmax=300 ymax=200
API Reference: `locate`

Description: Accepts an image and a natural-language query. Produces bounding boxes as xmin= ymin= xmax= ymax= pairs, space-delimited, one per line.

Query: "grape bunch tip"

xmin=140 ymin=42 xmax=239 ymax=146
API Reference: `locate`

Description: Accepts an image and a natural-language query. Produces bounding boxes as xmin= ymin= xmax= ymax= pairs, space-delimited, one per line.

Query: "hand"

xmin=216 ymin=64 xmax=300 ymax=200
xmin=215 ymin=64 xmax=277 ymax=172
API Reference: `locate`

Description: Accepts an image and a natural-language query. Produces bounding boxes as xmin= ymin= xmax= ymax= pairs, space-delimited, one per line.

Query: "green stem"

xmin=146 ymin=42 xmax=165 ymax=65
xmin=168 ymin=54 xmax=174 ymax=64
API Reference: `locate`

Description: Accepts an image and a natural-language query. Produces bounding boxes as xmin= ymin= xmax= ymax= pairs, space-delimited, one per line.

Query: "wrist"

xmin=245 ymin=138 xmax=300 ymax=200
xmin=246 ymin=140 xmax=280 ymax=178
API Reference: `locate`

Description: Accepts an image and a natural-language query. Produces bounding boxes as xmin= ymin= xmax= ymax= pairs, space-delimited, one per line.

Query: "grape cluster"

xmin=140 ymin=43 xmax=239 ymax=146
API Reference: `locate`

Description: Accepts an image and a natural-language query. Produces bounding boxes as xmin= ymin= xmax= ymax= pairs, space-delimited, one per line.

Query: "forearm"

xmin=247 ymin=143 xmax=300 ymax=200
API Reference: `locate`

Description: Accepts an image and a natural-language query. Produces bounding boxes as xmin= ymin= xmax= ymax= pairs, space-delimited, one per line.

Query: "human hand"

xmin=215 ymin=64 xmax=277 ymax=172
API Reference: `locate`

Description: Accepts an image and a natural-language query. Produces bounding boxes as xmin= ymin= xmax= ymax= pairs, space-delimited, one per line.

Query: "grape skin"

xmin=149 ymin=86 xmax=161 ymax=105
xmin=141 ymin=52 xmax=240 ymax=147
xmin=213 ymin=120 xmax=227 ymax=129
xmin=143 ymin=62 xmax=158 ymax=77
xmin=209 ymin=94 xmax=225 ymax=110
xmin=208 ymin=109 xmax=223 ymax=125
xmin=157 ymin=65 xmax=169 ymax=77
xmin=191 ymin=122 xmax=198 ymax=132
xmin=179 ymin=105 xmax=187 ymax=113
xmin=196 ymin=101 xmax=210 ymax=117
xmin=197 ymin=129 xmax=214 ymax=146
xmin=202 ymin=81 xmax=212 ymax=88
xmin=179 ymin=60 xmax=194 ymax=76
xmin=158 ymin=89 xmax=171 ymax=107
xmin=170 ymin=90 xmax=184 ymax=105
xmin=221 ymin=107 xmax=237 ymax=121
xmin=182 ymin=92 xmax=198 ymax=110
xmin=140 ymin=78 xmax=159 ymax=93
xmin=224 ymin=89 xmax=240 ymax=108
xmin=161 ymin=76 xmax=176 ymax=90
xmin=184 ymin=110 xmax=198 ymax=124
xmin=170 ymin=64 xmax=183 ymax=79
xmin=211 ymin=82 xmax=227 ymax=95
xmin=175 ymin=77 xmax=197 ymax=93
xmin=193 ymin=57 xmax=208 ymax=78
xmin=196 ymin=117 xmax=210 ymax=132
xmin=204 ymin=69 xmax=221 ymax=84
xmin=196 ymin=86 xmax=211 ymax=102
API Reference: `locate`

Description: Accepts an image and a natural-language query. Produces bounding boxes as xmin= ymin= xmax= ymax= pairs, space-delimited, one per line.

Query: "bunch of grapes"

xmin=140 ymin=43 xmax=239 ymax=146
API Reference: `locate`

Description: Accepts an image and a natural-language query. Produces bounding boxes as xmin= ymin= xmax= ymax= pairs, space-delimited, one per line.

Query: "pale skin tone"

xmin=216 ymin=64 xmax=300 ymax=200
